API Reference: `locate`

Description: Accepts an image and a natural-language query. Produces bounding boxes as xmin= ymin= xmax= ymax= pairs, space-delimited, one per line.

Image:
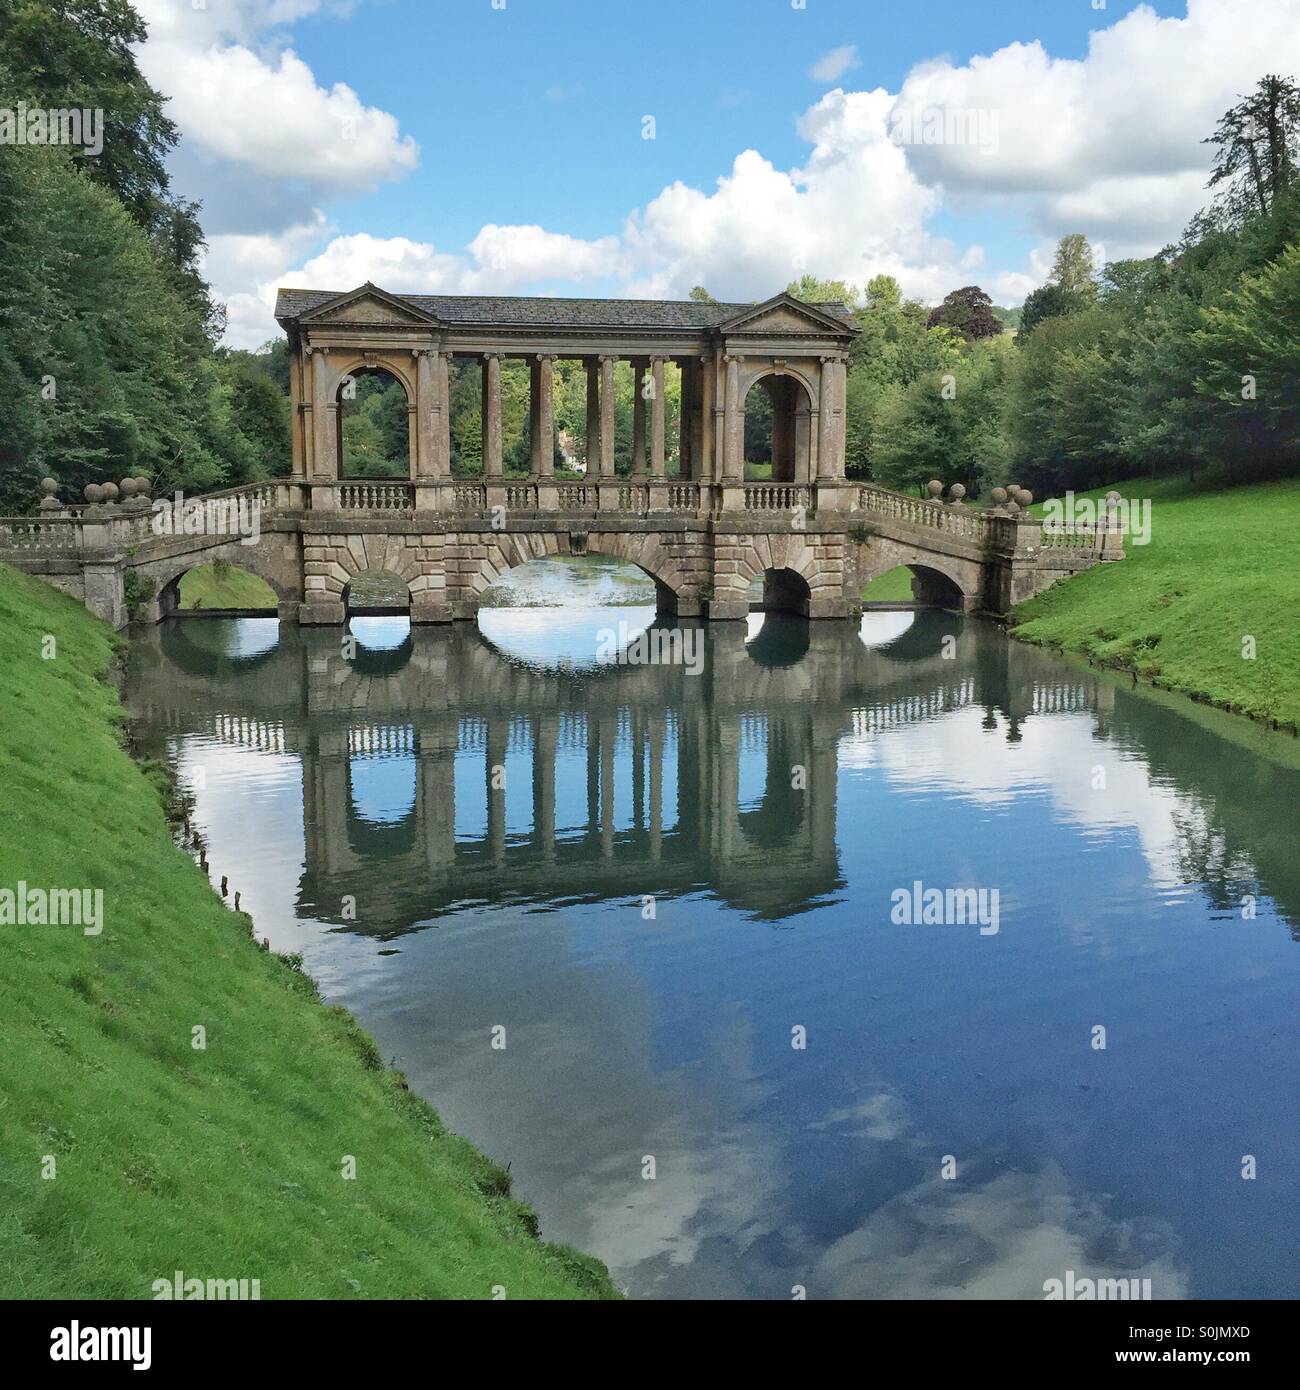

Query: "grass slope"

xmin=860 ymin=567 xmax=918 ymax=603
xmin=1013 ymin=476 xmax=1300 ymax=730
xmin=178 ymin=562 xmax=277 ymax=610
xmin=0 ymin=564 xmax=617 ymax=1299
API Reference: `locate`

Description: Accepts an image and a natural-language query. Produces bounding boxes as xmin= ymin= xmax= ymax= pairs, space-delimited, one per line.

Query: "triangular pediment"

xmin=719 ymin=293 xmax=855 ymax=337
xmin=297 ymin=283 xmax=440 ymax=327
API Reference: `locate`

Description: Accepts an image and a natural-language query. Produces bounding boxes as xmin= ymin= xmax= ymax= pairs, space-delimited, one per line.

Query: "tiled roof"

xmin=274 ymin=287 xmax=858 ymax=332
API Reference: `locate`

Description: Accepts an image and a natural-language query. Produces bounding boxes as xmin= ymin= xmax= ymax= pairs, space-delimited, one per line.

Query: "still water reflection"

xmin=125 ymin=606 xmax=1300 ymax=1299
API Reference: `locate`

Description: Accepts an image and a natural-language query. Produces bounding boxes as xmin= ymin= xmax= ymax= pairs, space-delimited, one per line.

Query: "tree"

xmin=786 ymin=273 xmax=860 ymax=306
xmin=1050 ymin=233 xmax=1098 ymax=295
xmin=688 ymin=286 xmax=716 ymax=303
xmin=927 ymin=286 xmax=1005 ymax=341
xmin=1204 ymin=74 xmax=1300 ymax=220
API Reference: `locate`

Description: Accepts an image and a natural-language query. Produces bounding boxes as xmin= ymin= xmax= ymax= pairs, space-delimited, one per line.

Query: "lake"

xmin=123 ymin=571 xmax=1300 ymax=1299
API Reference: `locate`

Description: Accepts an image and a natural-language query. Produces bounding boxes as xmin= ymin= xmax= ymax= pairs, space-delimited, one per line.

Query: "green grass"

xmin=860 ymin=566 xmax=917 ymax=603
xmin=178 ymin=562 xmax=277 ymax=610
xmin=0 ymin=563 xmax=618 ymax=1299
xmin=1013 ymin=475 xmax=1300 ymax=729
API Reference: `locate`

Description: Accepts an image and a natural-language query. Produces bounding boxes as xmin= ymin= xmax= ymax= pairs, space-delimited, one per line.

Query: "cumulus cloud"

xmin=810 ymin=44 xmax=860 ymax=83
xmin=209 ymin=0 xmax=1300 ymax=347
xmin=891 ymin=0 xmax=1300 ymax=253
xmin=134 ymin=0 xmax=418 ymax=186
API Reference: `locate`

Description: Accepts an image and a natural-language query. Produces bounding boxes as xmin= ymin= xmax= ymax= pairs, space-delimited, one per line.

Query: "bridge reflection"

xmin=126 ymin=612 xmax=1115 ymax=933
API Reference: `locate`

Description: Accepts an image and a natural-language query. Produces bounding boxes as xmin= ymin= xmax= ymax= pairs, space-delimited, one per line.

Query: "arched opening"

xmin=163 ymin=560 xmax=278 ymax=615
xmin=343 ymin=569 xmax=411 ymax=615
xmin=758 ymin=567 xmax=812 ymax=618
xmin=475 ymin=552 xmax=671 ymax=671
xmin=743 ymin=373 xmax=813 ymax=482
xmin=861 ymin=564 xmax=966 ymax=611
xmin=337 ymin=366 xmax=412 ymax=479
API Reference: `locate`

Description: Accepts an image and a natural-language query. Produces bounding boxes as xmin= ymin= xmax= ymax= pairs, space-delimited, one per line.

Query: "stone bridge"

xmin=0 ymin=285 xmax=1122 ymax=628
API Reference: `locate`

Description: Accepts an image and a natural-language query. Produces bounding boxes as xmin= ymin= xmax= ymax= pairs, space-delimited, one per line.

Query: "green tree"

xmin=1204 ymin=73 xmax=1300 ymax=220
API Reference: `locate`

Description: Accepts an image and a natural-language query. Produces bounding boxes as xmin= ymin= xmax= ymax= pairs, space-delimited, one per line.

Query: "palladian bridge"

xmin=0 ymin=286 xmax=1122 ymax=629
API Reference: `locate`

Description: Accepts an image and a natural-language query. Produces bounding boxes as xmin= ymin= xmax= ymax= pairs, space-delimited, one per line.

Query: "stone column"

xmin=481 ymin=353 xmax=503 ymax=480
xmin=413 ymin=348 xmax=435 ymax=481
xmin=698 ymin=355 xmax=715 ymax=484
xmin=309 ymin=345 xmax=336 ymax=485
xmin=585 ymin=358 xmax=601 ymax=476
xmin=723 ymin=354 xmax=744 ymax=483
xmin=598 ymin=354 xmax=620 ymax=511
xmin=650 ymin=357 xmax=666 ymax=477
xmin=435 ymin=352 xmax=453 ymax=496
xmin=817 ymin=356 xmax=837 ymax=481
xmin=530 ymin=354 xmax=555 ymax=477
xmin=677 ymin=359 xmax=694 ymax=480
xmin=599 ymin=355 xmax=616 ymax=477
xmin=289 ymin=342 xmax=306 ymax=479
xmin=631 ymin=357 xmax=648 ymax=477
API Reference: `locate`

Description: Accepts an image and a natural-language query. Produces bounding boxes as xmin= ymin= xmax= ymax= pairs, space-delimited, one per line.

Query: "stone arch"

xmin=856 ymin=537 xmax=982 ymax=613
xmin=461 ymin=530 xmax=691 ymax=616
xmin=713 ymin=532 xmax=846 ymax=620
xmin=740 ymin=368 xmax=816 ymax=483
xmin=303 ymin=532 xmax=445 ymax=623
xmin=333 ymin=358 xmax=416 ymax=481
xmin=143 ymin=538 xmax=300 ymax=621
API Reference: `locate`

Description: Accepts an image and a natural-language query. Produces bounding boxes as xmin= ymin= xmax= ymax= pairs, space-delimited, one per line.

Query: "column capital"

xmin=598 ymin=353 xmax=619 ymax=366
xmin=306 ymin=344 xmax=331 ymax=356
xmin=482 ymin=351 xmax=504 ymax=362
xmin=535 ymin=352 xmax=558 ymax=362
xmin=723 ymin=352 xmax=745 ymax=364
xmin=410 ymin=347 xmax=439 ymax=359
xmin=820 ymin=353 xmax=846 ymax=365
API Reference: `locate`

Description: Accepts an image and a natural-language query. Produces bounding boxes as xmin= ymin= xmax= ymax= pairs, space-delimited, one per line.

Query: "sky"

xmin=127 ymin=0 xmax=1300 ymax=348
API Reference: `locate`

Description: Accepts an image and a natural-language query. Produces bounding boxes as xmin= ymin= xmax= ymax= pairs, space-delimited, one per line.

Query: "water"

xmin=124 ymin=598 xmax=1300 ymax=1300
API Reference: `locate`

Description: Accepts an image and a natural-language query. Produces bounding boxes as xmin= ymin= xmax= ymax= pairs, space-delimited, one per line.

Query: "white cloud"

xmin=890 ymin=0 xmax=1300 ymax=254
xmin=134 ymin=1 xmax=417 ymax=187
xmin=206 ymin=0 xmax=1300 ymax=344
xmin=810 ymin=44 xmax=860 ymax=83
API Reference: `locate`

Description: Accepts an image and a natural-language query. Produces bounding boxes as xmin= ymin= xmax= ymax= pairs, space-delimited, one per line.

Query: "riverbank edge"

xmin=0 ymin=561 xmax=621 ymax=1300
xmin=1007 ymin=611 xmax=1300 ymax=742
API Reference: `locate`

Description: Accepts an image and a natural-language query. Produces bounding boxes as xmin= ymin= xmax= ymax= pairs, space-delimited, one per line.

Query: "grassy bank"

xmin=1013 ymin=476 xmax=1300 ymax=730
xmin=177 ymin=562 xmax=277 ymax=610
xmin=0 ymin=563 xmax=617 ymax=1299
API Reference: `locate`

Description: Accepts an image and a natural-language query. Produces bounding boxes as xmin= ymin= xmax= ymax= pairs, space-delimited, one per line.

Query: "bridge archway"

xmin=862 ymin=563 xmax=966 ymax=610
xmin=466 ymin=531 xmax=689 ymax=617
xmin=153 ymin=552 xmax=296 ymax=620
xmin=336 ymin=364 xmax=414 ymax=480
xmin=742 ymin=370 xmax=814 ymax=483
xmin=759 ymin=566 xmax=812 ymax=617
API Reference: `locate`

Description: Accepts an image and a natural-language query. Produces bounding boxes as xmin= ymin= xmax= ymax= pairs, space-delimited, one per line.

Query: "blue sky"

xmin=129 ymin=0 xmax=1300 ymax=345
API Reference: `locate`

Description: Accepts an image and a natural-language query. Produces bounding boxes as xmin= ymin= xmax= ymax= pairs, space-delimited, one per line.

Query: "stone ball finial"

xmin=1006 ymin=499 xmax=1021 ymax=514
xmin=948 ymin=483 xmax=967 ymax=503
xmin=120 ymin=478 xmax=138 ymax=499
xmin=101 ymin=481 xmax=120 ymax=503
xmin=135 ymin=476 xmax=152 ymax=497
xmin=39 ymin=495 xmax=62 ymax=511
xmin=990 ymin=486 xmax=1008 ymax=506
xmin=1015 ymin=488 xmax=1033 ymax=508
xmin=926 ymin=479 xmax=944 ymax=498
xmin=1106 ymin=490 xmax=1121 ymax=507
xmin=40 ymin=477 xmax=58 ymax=496
xmin=84 ymin=483 xmax=104 ymax=504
